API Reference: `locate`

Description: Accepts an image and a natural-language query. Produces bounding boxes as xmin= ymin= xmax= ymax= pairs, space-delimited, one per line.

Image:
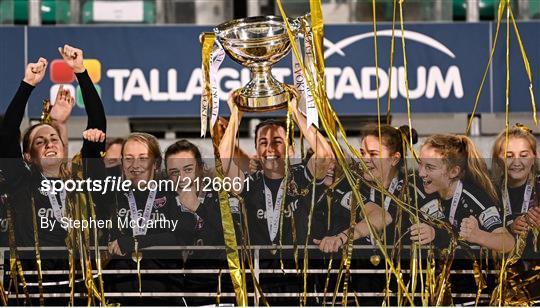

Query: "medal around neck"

xmin=214 ymin=16 xmax=301 ymax=112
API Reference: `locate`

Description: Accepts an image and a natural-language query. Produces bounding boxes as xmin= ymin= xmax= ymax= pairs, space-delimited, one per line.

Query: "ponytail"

xmin=360 ymin=124 xmax=418 ymax=169
xmin=459 ymin=136 xmax=498 ymax=202
xmin=424 ymin=134 xmax=497 ymax=202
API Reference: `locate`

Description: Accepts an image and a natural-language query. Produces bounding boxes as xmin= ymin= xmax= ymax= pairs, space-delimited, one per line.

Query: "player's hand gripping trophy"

xmin=213 ymin=16 xmax=301 ymax=112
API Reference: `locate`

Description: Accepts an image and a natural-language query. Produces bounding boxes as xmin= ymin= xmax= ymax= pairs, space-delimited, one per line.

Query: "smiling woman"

xmin=0 ymin=45 xmax=107 ymax=250
xmin=491 ymin=125 xmax=540 ymax=261
xmin=418 ymin=134 xmax=515 ymax=253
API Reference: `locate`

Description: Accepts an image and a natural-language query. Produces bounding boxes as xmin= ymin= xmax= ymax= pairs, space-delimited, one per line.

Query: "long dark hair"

xmin=22 ymin=123 xmax=64 ymax=155
xmin=360 ymin=123 xmax=418 ymax=169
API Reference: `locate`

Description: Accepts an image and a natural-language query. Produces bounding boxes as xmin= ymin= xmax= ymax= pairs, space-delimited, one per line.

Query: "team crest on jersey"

xmin=195 ymin=216 xmax=204 ymax=230
xmin=287 ymin=179 xmax=300 ymax=197
xmin=228 ymin=197 xmax=240 ymax=214
xmin=153 ymin=196 xmax=167 ymax=209
xmin=420 ymin=199 xmax=445 ymax=220
xmin=340 ymin=191 xmax=352 ymax=210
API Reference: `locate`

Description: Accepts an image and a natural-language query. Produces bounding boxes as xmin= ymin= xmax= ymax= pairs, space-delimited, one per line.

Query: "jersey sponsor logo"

xmin=256 ymin=200 xmax=299 ymax=220
xmin=117 ymin=207 xmax=166 ymax=222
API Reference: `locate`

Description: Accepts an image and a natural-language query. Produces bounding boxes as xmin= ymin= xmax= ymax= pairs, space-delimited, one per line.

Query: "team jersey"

xmin=501 ymin=174 xmax=540 ymax=260
xmin=176 ymin=191 xmax=242 ymax=254
xmin=324 ymin=172 xmax=440 ymax=246
xmin=241 ymin=163 xmax=325 ymax=246
xmin=110 ymin=189 xmax=196 ymax=255
xmin=439 ymin=179 xmax=504 ymax=234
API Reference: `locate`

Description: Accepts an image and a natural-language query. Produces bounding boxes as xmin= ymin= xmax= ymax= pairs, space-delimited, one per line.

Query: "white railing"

xmin=1 ymin=245 xmax=495 ymax=303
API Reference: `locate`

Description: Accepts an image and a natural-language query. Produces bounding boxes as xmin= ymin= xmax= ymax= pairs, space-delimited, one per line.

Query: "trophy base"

xmin=236 ymin=90 xmax=291 ymax=113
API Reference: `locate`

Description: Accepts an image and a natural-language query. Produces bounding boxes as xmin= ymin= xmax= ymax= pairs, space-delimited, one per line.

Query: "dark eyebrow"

xmin=183 ymin=164 xmax=195 ymax=169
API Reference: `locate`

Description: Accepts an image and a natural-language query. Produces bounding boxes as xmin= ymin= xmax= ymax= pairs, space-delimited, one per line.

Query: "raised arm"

xmin=0 ymin=59 xmax=47 ymax=158
xmin=49 ymin=85 xmax=75 ymax=156
xmin=218 ymin=93 xmax=245 ymax=194
xmin=289 ymin=94 xmax=334 ymax=180
xmin=58 ymin=45 xmax=106 ymax=158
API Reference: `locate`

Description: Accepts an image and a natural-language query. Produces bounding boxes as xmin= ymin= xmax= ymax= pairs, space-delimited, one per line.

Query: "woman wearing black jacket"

xmin=0 ymin=45 xmax=106 ymax=247
xmin=0 ymin=45 xmax=107 ymax=303
xmin=104 ymin=133 xmax=197 ymax=305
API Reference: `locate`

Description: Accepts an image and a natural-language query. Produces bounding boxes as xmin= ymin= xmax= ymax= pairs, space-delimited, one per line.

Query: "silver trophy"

xmin=214 ymin=16 xmax=300 ymax=112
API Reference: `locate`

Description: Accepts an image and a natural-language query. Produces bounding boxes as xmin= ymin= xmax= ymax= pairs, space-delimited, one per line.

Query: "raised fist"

xmin=23 ymin=58 xmax=48 ymax=86
xmin=58 ymin=44 xmax=85 ymax=73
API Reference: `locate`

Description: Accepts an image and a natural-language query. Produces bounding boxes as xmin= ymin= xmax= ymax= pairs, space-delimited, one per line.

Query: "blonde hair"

xmin=491 ymin=125 xmax=537 ymax=188
xmin=423 ymin=134 xmax=498 ymax=202
xmin=122 ymin=132 xmax=162 ymax=168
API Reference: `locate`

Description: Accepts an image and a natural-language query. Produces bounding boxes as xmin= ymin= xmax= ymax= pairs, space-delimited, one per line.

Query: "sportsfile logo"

xmin=49 ymin=59 xmax=102 ymax=108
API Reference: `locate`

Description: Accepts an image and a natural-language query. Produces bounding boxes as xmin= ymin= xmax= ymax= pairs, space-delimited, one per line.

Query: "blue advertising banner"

xmin=491 ymin=22 xmax=540 ymax=113
xmin=0 ymin=27 xmax=25 ymax=114
xmin=0 ymin=22 xmax=538 ymax=118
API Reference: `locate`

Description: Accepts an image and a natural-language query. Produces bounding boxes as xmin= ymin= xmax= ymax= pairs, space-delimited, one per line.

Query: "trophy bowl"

xmin=215 ymin=16 xmax=300 ymax=112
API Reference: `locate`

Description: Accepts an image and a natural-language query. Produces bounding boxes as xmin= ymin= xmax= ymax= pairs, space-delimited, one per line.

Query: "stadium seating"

xmin=82 ymin=0 xmax=155 ymax=24
xmin=0 ymin=0 xmax=70 ymax=24
xmin=453 ymin=0 xmax=496 ymax=21
xmin=531 ymin=0 xmax=540 ymax=19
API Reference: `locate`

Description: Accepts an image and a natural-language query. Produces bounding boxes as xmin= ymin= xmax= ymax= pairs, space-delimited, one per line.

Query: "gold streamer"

xmin=40 ymin=99 xmax=52 ymax=124
xmin=302 ymin=158 xmax=319 ymax=305
xmin=495 ymin=2 xmax=512 ymax=306
xmin=216 ymin=269 xmax=222 ymax=306
xmin=277 ymin=0 xmax=458 ymax=305
xmin=6 ymin=206 xmax=30 ymax=302
xmin=201 ymin=33 xmax=247 ymax=305
xmin=29 ymin=195 xmax=44 ymax=306
xmin=509 ymin=7 xmax=537 ymax=125
xmin=467 ymin=0 xmax=537 ymax=133
xmin=234 ymin=193 xmax=268 ymax=306
xmin=466 ymin=0 xmax=506 ymax=135
xmin=309 ymin=0 xmax=334 ymax=135
xmin=277 ymin=93 xmax=294 ymax=274
xmin=385 ymin=0 xmax=398 ymax=125
xmin=85 ymin=180 xmax=106 ymax=305
xmin=0 ymin=279 xmax=6 ymax=306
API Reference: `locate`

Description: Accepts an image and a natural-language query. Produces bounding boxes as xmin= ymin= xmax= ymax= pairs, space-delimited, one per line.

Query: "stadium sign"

xmin=0 ymin=23 xmax=538 ymax=117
